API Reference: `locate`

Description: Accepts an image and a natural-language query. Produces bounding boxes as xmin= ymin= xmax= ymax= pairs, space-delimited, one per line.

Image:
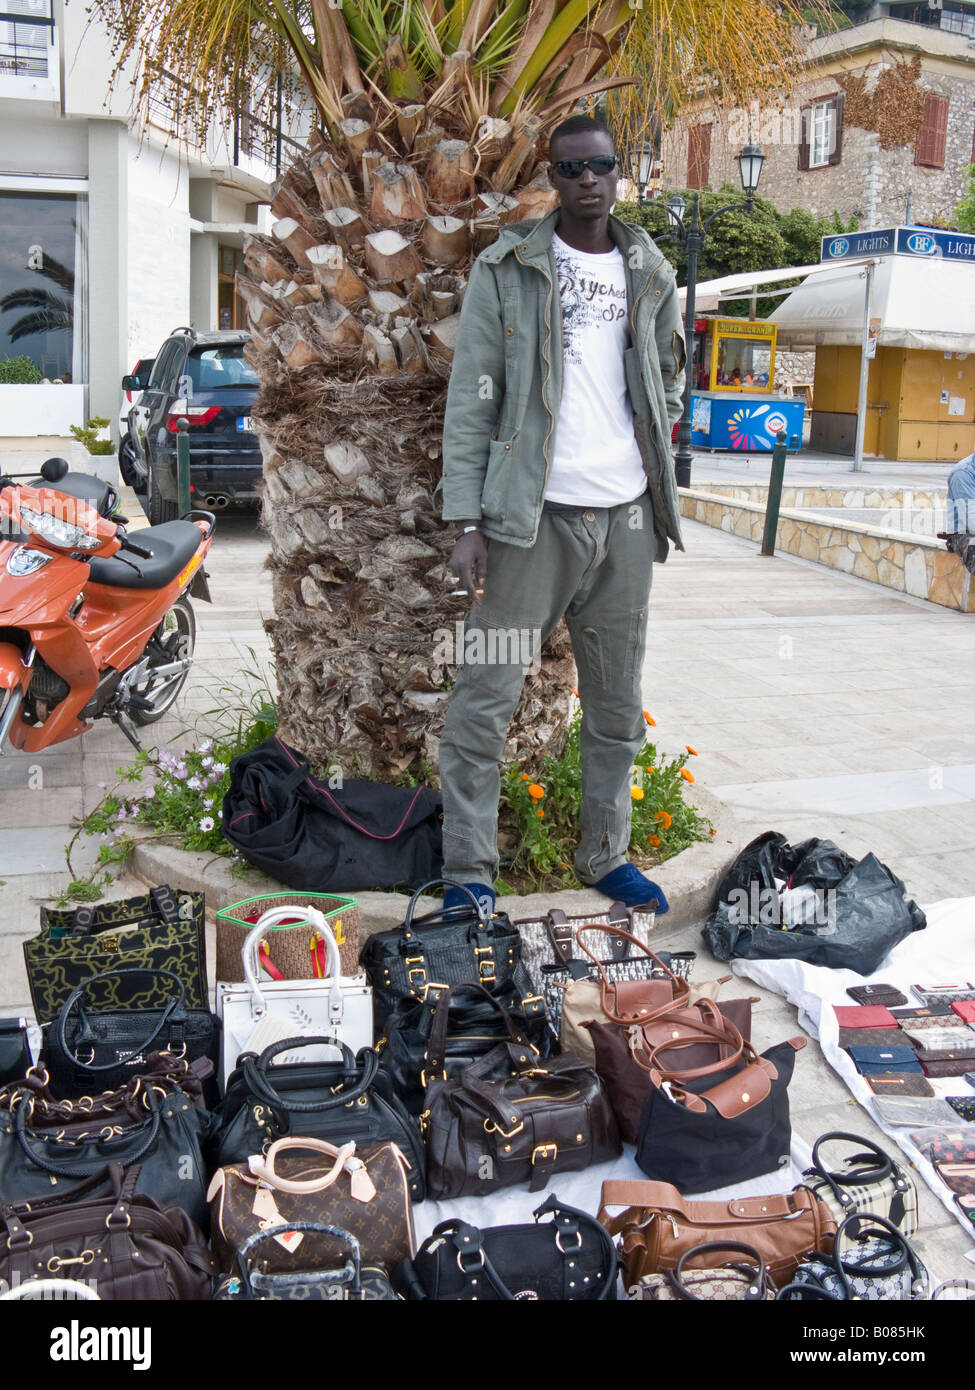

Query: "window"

xmin=687 ymin=123 xmax=712 ymax=189
xmin=715 ymin=337 xmax=772 ymax=390
xmin=798 ymin=95 xmax=844 ymax=171
xmin=186 ymin=345 xmax=257 ymax=393
xmin=147 ymin=341 xmax=182 ymax=392
xmin=0 ymin=191 xmax=87 ymax=382
xmin=915 ymin=93 xmax=949 ymax=169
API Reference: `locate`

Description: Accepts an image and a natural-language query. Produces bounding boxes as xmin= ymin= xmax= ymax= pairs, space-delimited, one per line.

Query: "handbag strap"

xmin=830 ymin=1211 xmax=926 ymax=1297
xmin=423 ymin=983 xmax=530 ymax=1082
xmin=14 ymin=1089 xmax=162 ymax=1178
xmin=807 ymin=1130 xmax=899 ymax=1220
xmin=244 ymin=907 xmax=341 ymax=1016
xmin=67 ymin=885 xmax=180 ymax=936
xmin=55 ymin=967 xmax=186 ymax=1072
xmin=401 ymin=880 xmax=491 ymax=940
xmin=240 ymin=1037 xmax=377 ymax=1114
xmin=234 ymin=1222 xmax=361 ymax=1296
xmin=634 ymin=1007 xmax=747 ymax=1082
xmin=246 ymin=1138 xmax=359 ymax=1193
xmin=452 ymin=1046 xmax=582 ymax=1131
xmin=576 ymin=926 xmax=690 ymax=1022
xmin=597 ymin=1178 xmax=821 ymax=1238
xmin=148 ymin=884 xmax=181 ymax=926
xmin=670 ymin=1242 xmax=769 ymax=1301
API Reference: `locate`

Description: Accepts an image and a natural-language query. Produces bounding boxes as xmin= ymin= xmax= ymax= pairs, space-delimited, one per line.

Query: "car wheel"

xmin=118 ymin=434 xmax=139 ymax=486
xmin=147 ymin=466 xmax=179 ymax=526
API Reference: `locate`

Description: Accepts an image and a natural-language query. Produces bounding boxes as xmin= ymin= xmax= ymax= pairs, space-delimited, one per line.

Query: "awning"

xmin=677 ymin=262 xmax=826 ymax=312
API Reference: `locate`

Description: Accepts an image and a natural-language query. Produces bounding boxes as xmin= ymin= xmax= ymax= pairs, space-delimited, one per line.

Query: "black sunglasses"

xmin=550 ymin=156 xmax=617 ymax=179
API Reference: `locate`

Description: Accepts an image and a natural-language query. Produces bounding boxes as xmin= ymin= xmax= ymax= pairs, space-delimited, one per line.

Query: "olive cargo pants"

xmin=438 ymin=490 xmax=654 ymax=888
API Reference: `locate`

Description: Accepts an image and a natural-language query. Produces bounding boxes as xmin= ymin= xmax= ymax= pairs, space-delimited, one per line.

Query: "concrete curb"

xmin=129 ymin=784 xmax=745 ymax=942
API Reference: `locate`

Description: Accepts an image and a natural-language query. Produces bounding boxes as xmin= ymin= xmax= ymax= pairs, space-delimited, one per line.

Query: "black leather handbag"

xmin=0 ymin=1019 xmax=30 ymax=1087
xmin=210 ymin=1036 xmax=426 ymax=1200
xmin=40 ymin=967 xmax=221 ymax=1104
xmin=361 ymin=880 xmax=543 ymax=1033
xmin=394 ymin=1196 xmax=618 ymax=1301
xmin=214 ymin=1223 xmax=400 ymax=1301
xmin=379 ymin=981 xmax=551 ymax=1117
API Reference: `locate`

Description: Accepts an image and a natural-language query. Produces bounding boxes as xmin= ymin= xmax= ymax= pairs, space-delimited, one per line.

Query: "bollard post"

xmin=761 ymin=431 xmax=788 ymax=557
xmin=176 ymin=417 xmax=191 ymax=516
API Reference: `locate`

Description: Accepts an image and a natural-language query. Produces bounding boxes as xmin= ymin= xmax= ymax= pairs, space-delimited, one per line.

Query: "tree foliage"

xmin=954 ymin=164 xmax=975 ymax=234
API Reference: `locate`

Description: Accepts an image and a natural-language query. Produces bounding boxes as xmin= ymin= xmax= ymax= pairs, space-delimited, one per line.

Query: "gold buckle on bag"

xmin=531 ymin=1143 xmax=557 ymax=1165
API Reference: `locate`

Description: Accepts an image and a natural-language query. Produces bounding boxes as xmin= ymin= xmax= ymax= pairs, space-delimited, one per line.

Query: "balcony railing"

xmin=0 ymin=1 xmax=55 ymax=78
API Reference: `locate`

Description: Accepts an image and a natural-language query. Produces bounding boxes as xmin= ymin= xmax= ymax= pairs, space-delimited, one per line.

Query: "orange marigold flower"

xmin=536 ymin=809 xmax=544 ymax=818
xmin=630 ymin=787 xmax=645 ymax=801
xmin=710 ymin=828 xmax=717 ymax=835
xmin=521 ymin=773 xmax=532 ymax=781
xmin=685 ymin=745 xmax=699 ymax=756
xmin=643 ymin=712 xmax=656 ymax=726
xmin=528 ymin=783 xmax=545 ymax=800
xmin=649 ymin=834 xmax=662 ymax=847
xmin=680 ymin=768 xmax=695 ymax=783
xmin=656 ymin=810 xmax=672 ymax=830
xmin=645 ymin=765 xmax=655 ymax=774
xmin=570 ymin=688 xmax=579 ymax=697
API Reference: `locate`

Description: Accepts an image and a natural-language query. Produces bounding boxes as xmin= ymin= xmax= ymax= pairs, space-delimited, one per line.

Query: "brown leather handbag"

xmin=0 ymin=1162 xmax=214 ymax=1300
xmin=598 ymin=1178 xmax=836 ymax=1288
xmin=208 ymin=1136 xmax=415 ymax=1276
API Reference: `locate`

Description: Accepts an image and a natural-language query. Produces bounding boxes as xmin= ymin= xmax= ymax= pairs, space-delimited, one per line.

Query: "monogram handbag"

xmin=782 ymin=1213 xmax=927 ymax=1301
xmin=394 ymin=1196 xmax=618 ymax=1301
xmin=214 ymin=1223 xmax=400 ymax=1301
xmin=25 ymin=885 xmax=208 ymax=1022
xmin=361 ymin=880 xmax=540 ymax=1033
xmin=627 ymin=1241 xmax=775 ymax=1301
xmin=208 ymin=1136 xmax=415 ymax=1275
xmin=422 ymin=1043 xmax=620 ymax=1200
xmin=0 ymin=1163 xmax=214 ymax=1301
xmin=210 ymin=1035 xmax=426 ymax=1200
xmin=799 ymin=1131 xmax=919 ymax=1237
xmin=216 ymin=892 xmax=360 ymax=981
xmin=216 ymin=909 xmax=372 ymax=1088
xmin=40 ymin=966 xmax=221 ymax=1103
xmin=0 ymin=1019 xmax=30 ymax=1087
xmin=379 ymin=981 xmax=551 ymax=1117
xmin=0 ymin=1060 xmax=216 ymax=1229
xmin=598 ymin=1178 xmax=837 ymax=1288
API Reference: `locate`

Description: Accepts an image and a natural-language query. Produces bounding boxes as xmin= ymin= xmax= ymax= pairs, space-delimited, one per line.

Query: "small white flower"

xmin=186 ymin=776 xmax=202 ymax=791
xmin=142 ymin=785 xmax=155 ymax=800
xmin=211 ymin=762 xmax=227 ymax=776
xmin=198 ymin=815 xmax=215 ymax=833
xmin=198 ymin=739 xmax=213 ymax=755
xmin=203 ymin=798 xmax=214 ymax=809
xmin=201 ymin=756 xmax=214 ymax=770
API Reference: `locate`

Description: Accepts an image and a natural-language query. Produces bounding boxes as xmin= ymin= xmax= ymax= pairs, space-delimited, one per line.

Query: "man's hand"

xmin=449 ymin=524 xmax=488 ymax=604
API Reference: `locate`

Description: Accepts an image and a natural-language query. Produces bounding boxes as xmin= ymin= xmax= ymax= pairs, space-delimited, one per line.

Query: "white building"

xmin=0 ymin=0 xmax=312 ymax=447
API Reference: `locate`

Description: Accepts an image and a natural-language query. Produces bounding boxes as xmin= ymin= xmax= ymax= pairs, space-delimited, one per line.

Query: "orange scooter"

xmin=0 ymin=457 xmax=214 ymax=754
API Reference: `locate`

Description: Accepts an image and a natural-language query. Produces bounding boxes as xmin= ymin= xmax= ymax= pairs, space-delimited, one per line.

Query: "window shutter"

xmin=687 ymin=123 xmax=712 ymax=189
xmin=798 ymin=105 xmax=811 ymax=170
xmin=915 ymin=93 xmax=949 ymax=168
xmin=827 ymin=93 xmax=845 ymax=167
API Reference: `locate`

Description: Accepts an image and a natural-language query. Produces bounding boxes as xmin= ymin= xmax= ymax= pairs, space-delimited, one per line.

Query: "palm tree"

xmin=0 ymin=251 xmax=73 ymax=348
xmin=89 ymin=0 xmax=809 ymax=781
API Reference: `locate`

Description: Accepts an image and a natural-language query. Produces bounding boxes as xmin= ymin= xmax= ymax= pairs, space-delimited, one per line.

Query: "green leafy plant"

xmin=0 ymin=355 xmax=42 ymax=384
xmin=953 ymin=164 xmax=975 ymax=234
xmin=69 ymin=417 xmax=114 ymax=455
xmin=499 ymin=710 xmax=713 ymax=891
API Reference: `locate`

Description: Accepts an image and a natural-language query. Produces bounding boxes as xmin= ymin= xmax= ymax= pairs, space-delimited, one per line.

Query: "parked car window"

xmin=133 ymin=358 xmax=155 ymax=387
xmin=147 ymin=342 xmax=181 ymax=391
xmin=187 ymin=345 xmax=258 ymax=392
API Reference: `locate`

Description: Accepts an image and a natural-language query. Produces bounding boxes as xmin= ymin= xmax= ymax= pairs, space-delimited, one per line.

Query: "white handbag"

xmin=216 ymin=905 xmax=373 ymax=1088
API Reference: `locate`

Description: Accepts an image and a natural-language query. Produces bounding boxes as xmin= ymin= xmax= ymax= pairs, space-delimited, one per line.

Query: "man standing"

xmin=437 ymin=115 xmax=686 ymax=915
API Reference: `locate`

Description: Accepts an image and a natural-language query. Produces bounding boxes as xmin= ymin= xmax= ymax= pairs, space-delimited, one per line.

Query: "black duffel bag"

xmin=221 ymin=733 xmax=443 ymax=892
xmin=210 ymin=1036 xmax=426 ymax=1201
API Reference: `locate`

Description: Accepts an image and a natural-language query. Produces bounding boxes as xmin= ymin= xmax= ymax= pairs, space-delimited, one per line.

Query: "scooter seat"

xmin=86 ymin=521 xmax=202 ymax=590
xmin=30 ymin=471 xmax=114 ymax=515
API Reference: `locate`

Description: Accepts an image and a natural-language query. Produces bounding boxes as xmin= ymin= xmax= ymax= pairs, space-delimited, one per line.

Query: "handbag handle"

xmin=246 ymin=1137 xmax=360 ymax=1193
xmin=670 ymin=1242 xmax=769 ymax=1301
xmin=14 ymin=1085 xmax=162 ymax=1178
xmin=233 ymin=1221 xmax=361 ymax=1295
xmin=243 ymin=906 xmax=341 ymax=1015
xmin=576 ymin=925 xmax=690 ymax=1023
xmin=629 ymin=1004 xmax=746 ymax=1080
xmin=423 ymin=982 xmax=530 ymax=1081
xmin=400 ymin=879 xmax=492 ymax=940
xmin=808 ymin=1130 xmax=900 ymax=1220
xmin=455 ymin=1046 xmax=586 ymax=1131
xmin=776 ymin=1282 xmax=841 ymax=1301
xmin=824 ymin=1211 xmax=926 ymax=1300
xmin=240 ymin=1038 xmax=379 ymax=1115
xmin=55 ymin=966 xmax=186 ymax=1072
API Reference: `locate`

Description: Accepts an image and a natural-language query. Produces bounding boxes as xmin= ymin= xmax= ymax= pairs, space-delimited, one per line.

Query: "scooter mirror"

xmin=40 ymin=457 xmax=70 ymax=483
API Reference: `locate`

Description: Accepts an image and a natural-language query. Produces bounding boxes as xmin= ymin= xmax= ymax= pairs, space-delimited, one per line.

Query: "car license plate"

xmin=236 ymin=416 xmax=254 ymax=431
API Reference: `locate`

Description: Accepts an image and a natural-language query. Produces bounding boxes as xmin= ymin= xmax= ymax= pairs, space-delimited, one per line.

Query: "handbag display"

xmin=216 ymin=892 xmax=360 ymax=982
xmin=783 ymin=1213 xmax=927 ymax=1301
xmin=0 ymin=1019 xmax=30 ymax=1087
xmin=587 ymin=995 xmax=758 ymax=1144
xmin=210 ymin=1035 xmax=425 ymax=1200
xmin=0 ymin=1162 xmax=214 ymax=1301
xmin=627 ymin=1241 xmax=775 ymax=1301
xmin=25 ymin=884 xmax=208 ymax=1022
xmin=798 ymin=1131 xmax=919 ymax=1237
xmin=40 ymin=966 xmax=221 ymax=1102
xmin=361 ymin=880 xmax=541 ymax=1034
xmin=378 ymin=980 xmax=550 ymax=1117
xmin=214 ymin=1223 xmax=400 ymax=1300
xmin=208 ymin=1136 xmax=415 ymax=1275
xmin=394 ymin=1195 xmax=618 ymax=1301
xmin=0 ymin=1058 xmax=215 ymax=1228
xmin=422 ymin=1043 xmax=620 ymax=1200
xmin=216 ymin=908 xmax=372 ymax=1088
xmin=598 ymin=1178 xmax=837 ymax=1288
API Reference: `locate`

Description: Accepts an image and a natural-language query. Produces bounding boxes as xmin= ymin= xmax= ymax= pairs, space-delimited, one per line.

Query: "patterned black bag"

xmin=780 ymin=1213 xmax=928 ymax=1301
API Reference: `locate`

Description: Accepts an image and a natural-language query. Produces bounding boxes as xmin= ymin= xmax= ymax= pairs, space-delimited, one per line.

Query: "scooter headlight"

xmin=18 ymin=505 xmax=101 ymax=551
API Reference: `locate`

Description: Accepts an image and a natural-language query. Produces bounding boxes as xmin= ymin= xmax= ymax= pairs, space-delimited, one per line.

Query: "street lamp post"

xmin=665 ymin=143 xmax=766 ymax=489
xmin=627 ymin=139 xmax=656 ymax=205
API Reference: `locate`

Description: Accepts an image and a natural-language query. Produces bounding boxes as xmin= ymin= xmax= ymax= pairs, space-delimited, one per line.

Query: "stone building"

xmin=659 ymin=9 xmax=975 ymax=230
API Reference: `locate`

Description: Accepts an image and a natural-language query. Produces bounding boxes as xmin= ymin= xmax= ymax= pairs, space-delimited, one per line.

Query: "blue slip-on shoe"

xmin=443 ymin=882 xmax=496 ymax=916
xmin=592 ymin=863 xmax=669 ymax=914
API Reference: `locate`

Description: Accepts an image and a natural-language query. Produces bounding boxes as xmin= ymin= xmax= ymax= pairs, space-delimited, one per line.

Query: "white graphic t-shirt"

xmin=544 ymin=232 xmax=647 ymax=507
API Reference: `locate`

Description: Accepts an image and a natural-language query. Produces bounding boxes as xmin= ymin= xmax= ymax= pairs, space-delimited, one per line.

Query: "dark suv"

xmin=124 ymin=328 xmax=261 ymax=523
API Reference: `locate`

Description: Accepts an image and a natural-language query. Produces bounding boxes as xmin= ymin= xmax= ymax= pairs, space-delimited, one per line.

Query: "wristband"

xmin=459 ymin=525 xmax=481 ymax=535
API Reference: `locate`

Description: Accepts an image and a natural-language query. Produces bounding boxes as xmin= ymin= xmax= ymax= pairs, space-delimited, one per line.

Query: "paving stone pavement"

xmin=1 ymin=478 xmax=973 ymax=1283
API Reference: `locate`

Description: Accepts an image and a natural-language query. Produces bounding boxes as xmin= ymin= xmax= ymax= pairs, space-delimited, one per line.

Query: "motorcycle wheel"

xmin=128 ymin=597 xmax=196 ymax=725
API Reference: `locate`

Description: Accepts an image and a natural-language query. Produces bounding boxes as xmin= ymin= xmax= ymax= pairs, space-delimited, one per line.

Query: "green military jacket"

xmin=439 ymin=207 xmax=686 ymax=561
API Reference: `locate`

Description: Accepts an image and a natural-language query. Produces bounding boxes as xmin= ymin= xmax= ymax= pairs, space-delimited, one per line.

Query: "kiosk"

xmin=687 ymin=316 xmax=805 ymax=451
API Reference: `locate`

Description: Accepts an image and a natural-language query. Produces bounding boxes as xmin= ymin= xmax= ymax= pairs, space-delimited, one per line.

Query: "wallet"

xmin=874 ymin=1096 xmax=964 ymax=1126
xmin=908 ymin=1129 xmax=975 ymax=1163
xmin=933 ymin=1160 xmax=975 ymax=1196
xmin=922 ymin=1058 xmax=975 ymax=1079
xmin=834 ymin=1005 xmax=899 ymax=1030
xmin=849 ymin=1044 xmax=922 ymax=1074
xmin=955 ymin=1193 xmax=975 ymax=1227
xmin=846 ymin=983 xmax=908 ymax=1007
xmin=946 ymin=1096 xmax=975 ymax=1123
xmin=899 ymin=1015 xmax=968 ymax=1034
xmin=839 ymin=1028 xmax=907 ymax=1051
xmin=891 ymin=1004 xmax=953 ymax=1020
xmin=866 ymin=1073 xmax=935 ymax=1098
xmin=952 ymin=1001 xmax=975 ymax=1025
xmin=912 ymin=985 xmax=975 ymax=1007
xmin=901 ymin=1025 xmax=975 ymax=1053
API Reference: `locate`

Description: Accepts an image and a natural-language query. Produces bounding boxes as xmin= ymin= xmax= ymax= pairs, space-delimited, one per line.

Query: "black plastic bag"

xmin=704 ymin=832 xmax=926 ymax=975
xmin=221 ymin=733 xmax=443 ymax=892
